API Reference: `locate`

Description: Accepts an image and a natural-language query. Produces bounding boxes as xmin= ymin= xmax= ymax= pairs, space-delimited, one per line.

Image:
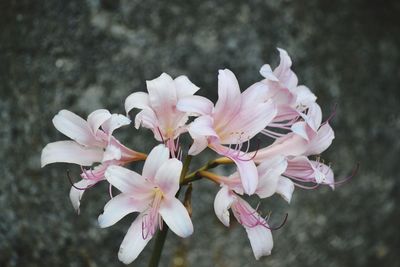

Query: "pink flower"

xmin=98 ymin=145 xmax=193 ymax=264
xmin=177 ymin=69 xmax=277 ymax=194
xmin=41 ymin=109 xmax=146 ymax=212
xmin=214 ymin=186 xmax=273 ymax=260
xmin=125 ymin=73 xmax=199 ymax=155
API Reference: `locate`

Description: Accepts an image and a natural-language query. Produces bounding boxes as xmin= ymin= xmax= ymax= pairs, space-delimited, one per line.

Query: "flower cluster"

xmin=42 ymin=48 xmax=339 ymax=264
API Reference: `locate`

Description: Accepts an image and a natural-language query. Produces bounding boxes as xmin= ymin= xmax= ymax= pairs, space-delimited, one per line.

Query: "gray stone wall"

xmin=1 ymin=0 xmax=399 ymax=266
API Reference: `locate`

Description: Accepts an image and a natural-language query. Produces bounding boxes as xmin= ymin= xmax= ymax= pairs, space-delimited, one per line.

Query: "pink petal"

xmin=146 ymin=73 xmax=177 ymax=122
xmin=176 ymin=95 xmax=214 ymax=116
xmin=259 ymin=64 xmax=279 ymax=81
xmin=256 ymin=156 xmax=288 ymax=198
xmin=154 ymin=159 xmax=182 ymax=197
xmin=295 ymin=85 xmax=317 ymax=106
xmin=212 ymin=144 xmax=258 ymax=195
xmin=134 ymin=108 xmax=158 ymax=130
xmin=52 ymin=110 xmax=98 ymax=146
xmin=220 ymin=100 xmax=277 ymax=144
xmin=105 ymin=166 xmax=151 ymax=195
xmin=188 ymin=135 xmax=209 ymax=156
xmin=101 ymin=114 xmax=131 ymax=136
xmin=305 ymin=123 xmax=335 ymax=156
xmin=174 ymin=75 xmax=200 ymax=98
xmin=125 ymin=92 xmax=150 ymax=114
xmin=41 ymin=141 xmax=103 ymax=167
xmin=214 ymin=186 xmax=236 ymax=227
xmin=69 ymin=179 xmax=97 ymax=213
xmin=118 ymin=214 xmax=153 ymax=264
xmin=188 ymin=115 xmax=218 ymax=138
xmin=142 ymin=145 xmax=170 ymax=180
xmin=245 ymin=224 xmax=273 ymax=260
xmin=98 ymin=194 xmax=150 ymax=228
xmin=159 ymin=197 xmax=194 ymax=238
xmin=213 ymin=69 xmax=242 ymax=127
xmin=253 ymin=133 xmax=308 ymax=164
xmin=274 ymin=48 xmax=298 ymax=89
xmin=87 ymin=109 xmax=112 ymax=135
xmin=276 ymin=177 xmax=295 ymax=203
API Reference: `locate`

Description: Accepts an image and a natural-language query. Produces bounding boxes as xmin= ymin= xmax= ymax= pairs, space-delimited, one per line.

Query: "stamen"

xmin=322 ymin=103 xmax=338 ymax=125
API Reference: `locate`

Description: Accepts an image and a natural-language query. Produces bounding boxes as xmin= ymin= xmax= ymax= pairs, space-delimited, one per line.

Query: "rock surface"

xmin=1 ymin=0 xmax=399 ymax=266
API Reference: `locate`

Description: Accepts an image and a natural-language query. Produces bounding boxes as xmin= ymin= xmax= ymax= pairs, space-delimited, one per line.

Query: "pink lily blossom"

xmin=177 ymin=69 xmax=277 ymax=194
xmin=41 ymin=109 xmax=146 ymax=212
xmin=98 ymin=145 xmax=193 ymax=264
xmin=125 ymin=73 xmax=199 ymax=155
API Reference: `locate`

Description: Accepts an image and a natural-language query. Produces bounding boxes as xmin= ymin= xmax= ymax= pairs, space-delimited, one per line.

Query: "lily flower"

xmin=125 ymin=73 xmax=199 ymax=155
xmin=41 ymin=109 xmax=146 ymax=212
xmin=177 ymin=69 xmax=277 ymax=194
xmin=98 ymin=145 xmax=193 ymax=264
xmin=214 ymin=186 xmax=274 ymax=260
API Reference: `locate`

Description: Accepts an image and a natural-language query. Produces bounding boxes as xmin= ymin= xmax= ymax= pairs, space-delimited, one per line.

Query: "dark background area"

xmin=1 ymin=0 xmax=399 ymax=266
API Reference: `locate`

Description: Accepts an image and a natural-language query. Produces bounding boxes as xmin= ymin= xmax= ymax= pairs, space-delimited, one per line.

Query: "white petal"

xmin=159 ymin=197 xmax=194 ymax=238
xmin=125 ymin=92 xmax=150 ymax=114
xmin=41 ymin=141 xmax=103 ymax=167
xmin=253 ymin=133 xmax=308 ymax=164
xmin=291 ymin=121 xmax=310 ymax=141
xmin=256 ymin=156 xmax=288 ymax=199
xmin=134 ymin=108 xmax=158 ymax=130
xmin=101 ymin=114 xmax=131 ymax=136
xmin=188 ymin=136 xmax=209 ymax=155
xmin=176 ymin=95 xmax=214 ymax=116
xmin=214 ymin=186 xmax=235 ymax=227
xmin=69 ymin=179 xmax=97 ymax=213
xmin=105 ymin=165 xmax=150 ymax=194
xmin=274 ymin=48 xmax=298 ymax=89
xmin=276 ymin=177 xmax=295 ymax=203
xmin=174 ymin=75 xmax=200 ymax=98
xmin=118 ymin=215 xmax=153 ymax=264
xmin=188 ymin=115 xmax=218 ymax=138
xmin=142 ymin=145 xmax=170 ymax=180
xmin=146 ymin=73 xmax=177 ymax=117
xmin=260 ymin=64 xmax=279 ymax=81
xmin=305 ymin=123 xmax=335 ymax=156
xmin=295 ymin=85 xmax=317 ymax=106
xmin=245 ymin=224 xmax=273 ymax=260
xmin=98 ymin=194 xmax=149 ymax=228
xmin=87 ymin=109 xmax=112 ymax=135
xmin=154 ymin=159 xmax=182 ymax=197
xmin=52 ymin=110 xmax=98 ymax=146
xmin=213 ymin=69 xmax=242 ymax=127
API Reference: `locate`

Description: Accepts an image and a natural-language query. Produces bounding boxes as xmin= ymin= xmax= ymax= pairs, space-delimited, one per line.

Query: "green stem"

xmin=181 ymin=157 xmax=233 ymax=185
xmin=147 ymin=225 xmax=169 ymax=267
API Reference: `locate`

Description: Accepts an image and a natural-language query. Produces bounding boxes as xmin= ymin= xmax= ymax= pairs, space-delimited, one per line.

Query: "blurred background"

xmin=1 ymin=0 xmax=399 ymax=266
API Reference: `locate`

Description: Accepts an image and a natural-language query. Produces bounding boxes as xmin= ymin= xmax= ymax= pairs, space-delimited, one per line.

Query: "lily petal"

xmin=98 ymin=194 xmax=149 ymax=228
xmin=159 ymin=197 xmax=194 ymax=238
xmin=41 ymin=141 xmax=103 ymax=167
xmin=87 ymin=109 xmax=112 ymax=135
xmin=118 ymin=215 xmax=153 ymax=264
xmin=105 ymin=166 xmax=150 ymax=195
xmin=256 ymin=156 xmax=288 ymax=199
xmin=176 ymin=95 xmax=214 ymax=116
xmin=214 ymin=186 xmax=235 ymax=227
xmin=154 ymin=159 xmax=182 ymax=197
xmin=213 ymin=69 xmax=242 ymax=127
xmin=245 ymin=224 xmax=273 ymax=260
xmin=52 ymin=110 xmax=98 ymax=146
xmin=125 ymin=92 xmax=150 ymax=114
xmin=142 ymin=145 xmax=170 ymax=180
xmin=174 ymin=75 xmax=200 ymax=98
xmin=305 ymin=123 xmax=334 ymax=156
xmin=69 ymin=179 xmax=98 ymax=213
xmin=101 ymin=114 xmax=131 ymax=136
xmin=276 ymin=177 xmax=295 ymax=203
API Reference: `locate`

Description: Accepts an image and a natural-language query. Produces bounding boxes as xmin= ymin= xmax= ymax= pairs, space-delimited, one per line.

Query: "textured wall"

xmin=1 ymin=0 xmax=399 ymax=266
